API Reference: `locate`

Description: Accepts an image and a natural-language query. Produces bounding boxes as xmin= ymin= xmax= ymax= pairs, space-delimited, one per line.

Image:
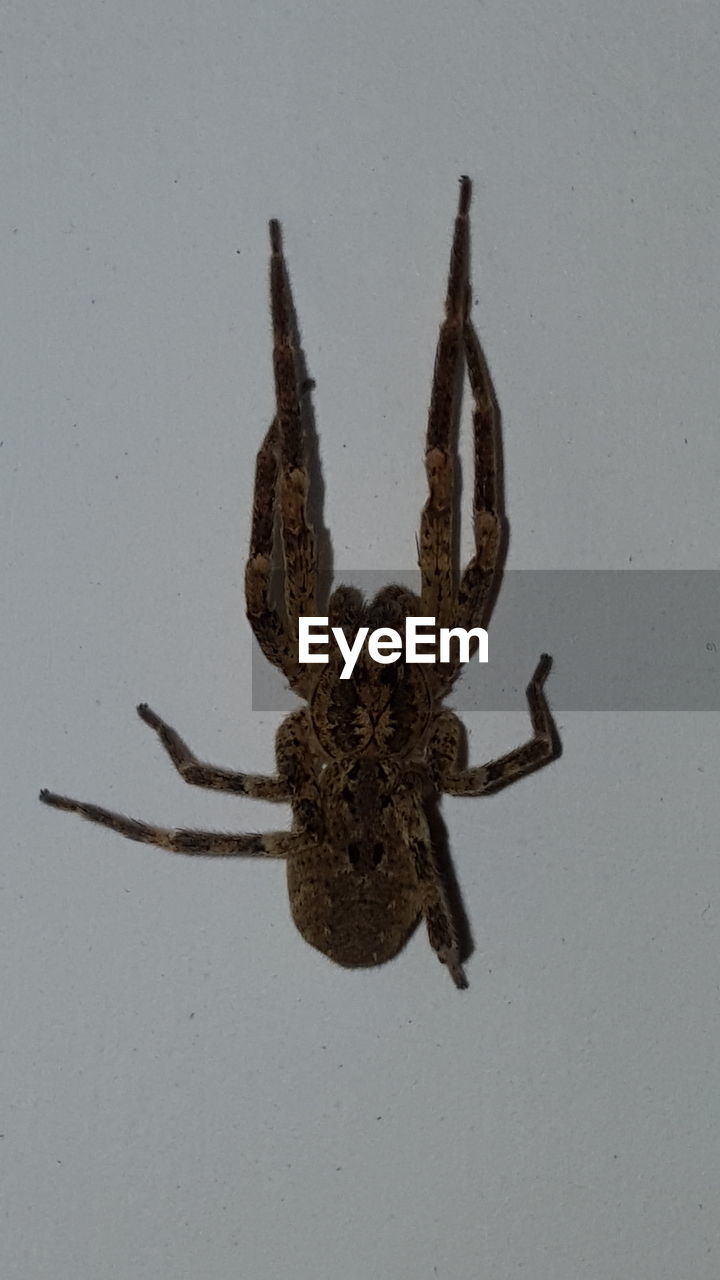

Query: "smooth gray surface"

xmin=4 ymin=3 xmax=719 ymax=1278
xmin=250 ymin=571 xmax=720 ymax=710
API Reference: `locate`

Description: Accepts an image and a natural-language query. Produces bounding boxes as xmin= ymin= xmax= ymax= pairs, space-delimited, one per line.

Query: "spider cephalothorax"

xmin=310 ymin=589 xmax=434 ymax=760
xmin=40 ymin=178 xmax=559 ymax=988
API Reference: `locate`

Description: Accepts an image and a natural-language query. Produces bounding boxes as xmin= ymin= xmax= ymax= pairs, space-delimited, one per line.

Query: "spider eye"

xmin=347 ymin=842 xmax=360 ymax=865
xmin=372 ymin=841 xmax=385 ymax=866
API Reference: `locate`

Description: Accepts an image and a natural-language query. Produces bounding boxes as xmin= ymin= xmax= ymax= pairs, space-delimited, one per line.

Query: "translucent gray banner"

xmin=250 ymin=570 xmax=720 ymax=711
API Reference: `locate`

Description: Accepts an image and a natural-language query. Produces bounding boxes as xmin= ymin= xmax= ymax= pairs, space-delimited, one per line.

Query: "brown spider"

xmin=40 ymin=177 xmax=559 ymax=988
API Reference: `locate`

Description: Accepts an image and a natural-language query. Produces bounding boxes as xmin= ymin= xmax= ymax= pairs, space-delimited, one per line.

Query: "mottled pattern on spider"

xmin=40 ymin=178 xmax=559 ymax=988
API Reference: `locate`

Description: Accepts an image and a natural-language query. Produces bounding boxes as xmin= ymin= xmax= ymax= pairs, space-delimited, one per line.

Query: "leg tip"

xmin=137 ymin=703 xmax=159 ymax=728
xmin=458 ymin=175 xmax=472 ymax=216
xmin=533 ymin=653 xmax=553 ymax=685
xmin=445 ymin=950 xmax=469 ymax=989
xmin=39 ymin=789 xmax=65 ymax=809
xmin=269 ymin=218 xmax=282 ymax=253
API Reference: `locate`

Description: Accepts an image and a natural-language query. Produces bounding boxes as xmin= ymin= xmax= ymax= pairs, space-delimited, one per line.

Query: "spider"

xmin=40 ymin=177 xmax=559 ymax=988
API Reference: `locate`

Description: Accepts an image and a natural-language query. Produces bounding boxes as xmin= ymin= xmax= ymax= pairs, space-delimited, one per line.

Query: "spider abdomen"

xmin=286 ymin=841 xmax=421 ymax=968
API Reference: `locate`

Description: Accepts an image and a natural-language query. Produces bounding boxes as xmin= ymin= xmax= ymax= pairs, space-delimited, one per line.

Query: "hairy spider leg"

xmin=427 ymin=653 xmax=559 ymax=795
xmin=420 ymin=175 xmax=471 ymax=629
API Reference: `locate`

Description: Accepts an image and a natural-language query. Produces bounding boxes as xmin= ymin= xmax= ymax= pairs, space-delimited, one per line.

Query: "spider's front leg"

xmin=419 ymin=176 xmax=471 ymax=630
xmin=268 ymin=220 xmax=318 ymax=629
xmin=454 ymin=318 xmax=503 ymax=637
xmin=428 ymin=654 xmax=559 ymax=796
xmin=244 ymin=418 xmax=299 ymax=680
xmin=245 ymin=219 xmax=319 ymax=700
xmin=419 ymin=178 xmax=505 ymax=702
xmin=422 ymin=183 xmax=502 ymax=691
